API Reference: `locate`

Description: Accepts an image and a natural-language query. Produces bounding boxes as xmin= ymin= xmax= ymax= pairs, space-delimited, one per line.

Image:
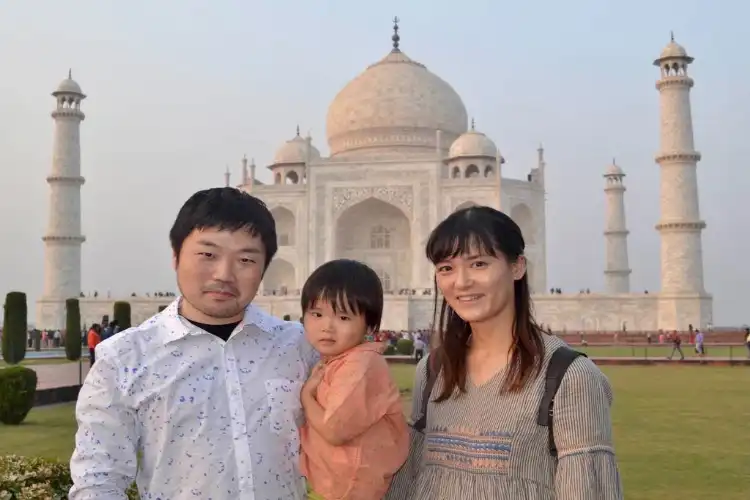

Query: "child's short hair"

xmin=301 ymin=259 xmax=384 ymax=332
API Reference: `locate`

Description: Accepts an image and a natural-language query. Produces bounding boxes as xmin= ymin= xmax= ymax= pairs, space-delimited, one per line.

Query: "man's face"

xmin=174 ymin=227 xmax=266 ymax=324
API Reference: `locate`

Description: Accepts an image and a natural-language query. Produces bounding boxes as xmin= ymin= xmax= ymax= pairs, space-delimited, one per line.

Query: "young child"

xmin=299 ymin=259 xmax=409 ymax=500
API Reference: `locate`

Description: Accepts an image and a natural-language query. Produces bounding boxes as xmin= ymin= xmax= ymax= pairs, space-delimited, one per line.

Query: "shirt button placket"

xmin=224 ymin=343 xmax=255 ymax=497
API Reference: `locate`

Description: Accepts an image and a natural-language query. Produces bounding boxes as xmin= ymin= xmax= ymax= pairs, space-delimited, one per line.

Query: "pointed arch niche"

xmin=335 ymin=197 xmax=411 ymax=292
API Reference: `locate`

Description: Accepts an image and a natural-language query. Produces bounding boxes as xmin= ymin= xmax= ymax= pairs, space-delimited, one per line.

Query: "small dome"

xmin=52 ymin=74 xmax=84 ymax=96
xmin=654 ymin=36 xmax=693 ymax=65
xmin=448 ymin=128 xmax=497 ymax=159
xmin=660 ymin=41 xmax=687 ymax=59
xmin=605 ymin=162 xmax=624 ymax=176
xmin=272 ymin=132 xmax=321 ymax=166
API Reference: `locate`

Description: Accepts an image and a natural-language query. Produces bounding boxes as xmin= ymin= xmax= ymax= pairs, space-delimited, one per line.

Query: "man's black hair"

xmin=301 ymin=259 xmax=384 ymax=332
xmin=169 ymin=187 xmax=277 ymax=269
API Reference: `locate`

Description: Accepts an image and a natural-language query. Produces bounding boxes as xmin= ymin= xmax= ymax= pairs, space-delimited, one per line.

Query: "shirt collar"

xmin=327 ymin=341 xmax=386 ymax=362
xmin=159 ymin=296 xmax=271 ymax=345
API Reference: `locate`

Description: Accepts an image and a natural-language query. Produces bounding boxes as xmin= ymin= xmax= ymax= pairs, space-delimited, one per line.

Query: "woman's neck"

xmin=469 ymin=306 xmax=516 ymax=356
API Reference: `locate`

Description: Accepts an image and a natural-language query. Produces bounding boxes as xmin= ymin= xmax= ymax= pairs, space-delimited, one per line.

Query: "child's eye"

xmin=311 ymin=312 xmax=322 ymax=318
xmin=338 ymin=316 xmax=350 ymax=321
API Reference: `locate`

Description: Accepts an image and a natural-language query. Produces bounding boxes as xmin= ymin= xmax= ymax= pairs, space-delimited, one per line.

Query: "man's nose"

xmin=212 ymin=258 xmax=234 ymax=282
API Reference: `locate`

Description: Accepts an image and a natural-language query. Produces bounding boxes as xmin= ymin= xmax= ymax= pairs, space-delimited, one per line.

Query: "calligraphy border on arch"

xmin=332 ymin=186 xmax=414 ymax=218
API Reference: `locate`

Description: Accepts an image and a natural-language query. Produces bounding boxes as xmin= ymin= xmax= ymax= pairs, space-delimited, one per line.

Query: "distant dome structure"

xmin=654 ymin=32 xmax=693 ymax=65
xmin=449 ymin=121 xmax=498 ymax=159
xmin=52 ymin=70 xmax=84 ymax=96
xmin=272 ymin=127 xmax=321 ymax=165
xmin=326 ymin=18 xmax=468 ymax=158
xmin=605 ymin=161 xmax=624 ymax=176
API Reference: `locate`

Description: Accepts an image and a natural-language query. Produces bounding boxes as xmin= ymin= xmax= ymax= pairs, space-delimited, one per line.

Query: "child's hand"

xmin=302 ymin=362 xmax=325 ymax=400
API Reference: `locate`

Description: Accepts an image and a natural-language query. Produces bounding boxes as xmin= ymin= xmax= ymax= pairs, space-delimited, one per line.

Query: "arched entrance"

xmin=264 ymin=258 xmax=295 ymax=295
xmin=510 ymin=203 xmax=535 ymax=244
xmin=271 ymin=207 xmax=296 ymax=247
xmin=335 ymin=198 xmax=411 ymax=293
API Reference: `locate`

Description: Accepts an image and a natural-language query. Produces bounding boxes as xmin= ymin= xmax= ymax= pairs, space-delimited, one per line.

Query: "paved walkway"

xmin=32 ymin=362 xmax=90 ymax=390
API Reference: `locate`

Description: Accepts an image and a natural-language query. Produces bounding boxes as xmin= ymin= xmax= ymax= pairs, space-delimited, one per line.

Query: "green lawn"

xmin=0 ymin=358 xmax=75 ymax=367
xmin=2 ymin=364 xmax=748 ymax=499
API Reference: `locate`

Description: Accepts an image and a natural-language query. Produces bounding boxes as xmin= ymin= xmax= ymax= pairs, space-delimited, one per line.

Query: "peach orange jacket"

xmin=300 ymin=342 xmax=409 ymax=500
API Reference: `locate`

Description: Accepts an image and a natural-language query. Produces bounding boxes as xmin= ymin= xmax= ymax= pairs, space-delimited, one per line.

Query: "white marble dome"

xmin=605 ymin=162 xmax=624 ymax=176
xmin=272 ymin=133 xmax=321 ymax=165
xmin=53 ymin=77 xmax=84 ymax=96
xmin=326 ymin=49 xmax=468 ymax=158
xmin=659 ymin=40 xmax=688 ymax=59
xmin=449 ymin=128 xmax=497 ymax=159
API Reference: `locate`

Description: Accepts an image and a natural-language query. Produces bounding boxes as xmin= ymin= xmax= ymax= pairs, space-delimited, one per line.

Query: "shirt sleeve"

xmin=294 ymin=323 xmax=320 ymax=374
xmin=68 ymin=342 xmax=137 ymax=499
xmin=553 ymin=357 xmax=624 ymax=500
xmin=321 ymin=352 xmax=398 ymax=443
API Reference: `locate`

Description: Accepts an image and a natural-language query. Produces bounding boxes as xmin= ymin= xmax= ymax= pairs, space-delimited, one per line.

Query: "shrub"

xmin=113 ymin=301 xmax=132 ymax=330
xmin=283 ymin=314 xmax=291 ymax=321
xmin=65 ymin=299 xmax=82 ymax=361
xmin=1 ymin=292 xmax=27 ymax=365
xmin=0 ymin=366 xmax=38 ymax=425
xmin=396 ymin=338 xmax=414 ymax=356
xmin=383 ymin=345 xmax=397 ymax=356
xmin=0 ymin=455 xmax=140 ymax=499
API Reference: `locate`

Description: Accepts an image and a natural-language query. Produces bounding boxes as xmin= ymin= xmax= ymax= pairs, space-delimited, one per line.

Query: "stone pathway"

xmin=31 ymin=362 xmax=90 ymax=390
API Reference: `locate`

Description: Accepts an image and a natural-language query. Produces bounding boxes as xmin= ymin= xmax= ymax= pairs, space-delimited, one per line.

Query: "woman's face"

xmin=434 ymin=248 xmax=525 ymax=324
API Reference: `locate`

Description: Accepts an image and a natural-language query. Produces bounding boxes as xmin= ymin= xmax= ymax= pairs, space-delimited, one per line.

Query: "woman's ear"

xmin=512 ymin=256 xmax=527 ymax=281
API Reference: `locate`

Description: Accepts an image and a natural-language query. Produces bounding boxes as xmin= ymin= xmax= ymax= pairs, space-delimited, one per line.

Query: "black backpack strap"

xmin=413 ymin=353 xmax=441 ymax=432
xmin=537 ymin=346 xmax=587 ymax=457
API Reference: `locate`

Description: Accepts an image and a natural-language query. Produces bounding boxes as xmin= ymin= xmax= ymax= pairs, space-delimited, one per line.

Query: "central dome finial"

xmin=392 ymin=16 xmax=400 ymax=52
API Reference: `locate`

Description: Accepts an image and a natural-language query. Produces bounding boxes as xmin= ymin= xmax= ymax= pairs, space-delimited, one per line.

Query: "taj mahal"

xmin=35 ymin=23 xmax=712 ymax=332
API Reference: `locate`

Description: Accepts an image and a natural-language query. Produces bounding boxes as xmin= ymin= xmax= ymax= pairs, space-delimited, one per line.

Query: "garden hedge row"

xmin=0 ymin=455 xmax=139 ymax=499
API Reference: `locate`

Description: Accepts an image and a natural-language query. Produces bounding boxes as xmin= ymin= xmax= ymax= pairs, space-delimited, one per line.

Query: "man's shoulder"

xmin=246 ymin=304 xmax=304 ymax=339
xmin=97 ymin=315 xmax=168 ymax=360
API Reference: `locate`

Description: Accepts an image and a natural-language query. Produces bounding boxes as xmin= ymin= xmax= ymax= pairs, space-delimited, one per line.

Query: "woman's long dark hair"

xmin=425 ymin=205 xmax=545 ymax=401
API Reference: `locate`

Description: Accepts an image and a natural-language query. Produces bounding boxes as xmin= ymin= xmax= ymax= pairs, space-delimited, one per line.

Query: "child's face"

xmin=303 ymin=299 xmax=368 ymax=358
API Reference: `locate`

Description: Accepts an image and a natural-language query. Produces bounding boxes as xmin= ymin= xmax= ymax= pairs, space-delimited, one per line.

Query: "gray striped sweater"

xmin=409 ymin=334 xmax=624 ymax=500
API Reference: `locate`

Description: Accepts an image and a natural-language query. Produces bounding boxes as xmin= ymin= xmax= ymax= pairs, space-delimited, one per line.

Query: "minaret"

xmin=603 ymin=160 xmax=631 ymax=293
xmin=654 ymin=35 xmax=706 ymax=296
xmin=224 ymin=165 xmax=231 ymax=187
xmin=37 ymin=71 xmax=86 ymax=330
xmin=241 ymin=155 xmax=249 ymax=185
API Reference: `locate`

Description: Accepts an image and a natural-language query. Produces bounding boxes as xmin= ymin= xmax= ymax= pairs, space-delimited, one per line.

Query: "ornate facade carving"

xmin=332 ymin=185 xmax=414 ymax=217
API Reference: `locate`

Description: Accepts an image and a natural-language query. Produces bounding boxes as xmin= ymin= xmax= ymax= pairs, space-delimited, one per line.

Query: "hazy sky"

xmin=0 ymin=0 xmax=747 ymax=326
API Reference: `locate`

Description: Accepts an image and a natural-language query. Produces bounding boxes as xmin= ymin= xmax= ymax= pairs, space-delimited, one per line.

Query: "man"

xmin=70 ymin=188 xmax=318 ymax=499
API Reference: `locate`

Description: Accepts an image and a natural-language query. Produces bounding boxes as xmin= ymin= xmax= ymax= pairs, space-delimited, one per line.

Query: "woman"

xmin=404 ymin=206 xmax=622 ymax=499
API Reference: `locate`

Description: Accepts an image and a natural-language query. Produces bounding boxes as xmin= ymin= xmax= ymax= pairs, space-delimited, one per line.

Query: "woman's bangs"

xmin=426 ymin=222 xmax=498 ymax=264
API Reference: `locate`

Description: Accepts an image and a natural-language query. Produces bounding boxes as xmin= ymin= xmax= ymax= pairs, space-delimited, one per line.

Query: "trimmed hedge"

xmin=113 ymin=301 xmax=132 ymax=330
xmin=396 ymin=338 xmax=414 ymax=355
xmin=65 ymin=299 xmax=82 ymax=361
xmin=0 ymin=455 xmax=139 ymax=499
xmin=383 ymin=345 xmax=397 ymax=356
xmin=2 ymin=292 xmax=27 ymax=365
xmin=0 ymin=366 xmax=38 ymax=425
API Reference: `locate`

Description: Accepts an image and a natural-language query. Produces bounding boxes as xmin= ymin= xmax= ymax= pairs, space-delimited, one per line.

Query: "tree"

xmin=113 ymin=301 xmax=132 ymax=330
xmin=1 ymin=292 xmax=27 ymax=365
xmin=65 ymin=298 xmax=82 ymax=361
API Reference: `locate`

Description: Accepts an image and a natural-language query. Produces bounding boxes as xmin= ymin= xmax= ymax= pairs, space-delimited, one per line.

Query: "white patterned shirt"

xmin=69 ymin=298 xmax=318 ymax=500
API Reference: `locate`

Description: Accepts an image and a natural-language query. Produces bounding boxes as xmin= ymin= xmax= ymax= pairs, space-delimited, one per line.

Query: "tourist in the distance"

xmin=389 ymin=205 xmax=623 ymax=499
xmin=69 ymin=187 xmax=318 ymax=499
xmin=299 ymin=259 xmax=409 ymax=499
